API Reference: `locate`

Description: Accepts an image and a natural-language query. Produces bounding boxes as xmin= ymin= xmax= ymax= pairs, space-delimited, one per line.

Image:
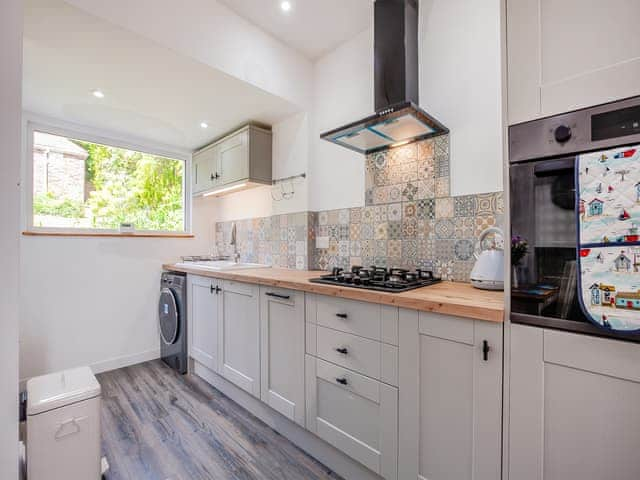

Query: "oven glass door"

xmin=510 ymin=156 xmax=640 ymax=342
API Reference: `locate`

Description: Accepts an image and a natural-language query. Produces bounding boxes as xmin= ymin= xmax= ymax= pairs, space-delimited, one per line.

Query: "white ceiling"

xmin=218 ymin=0 xmax=373 ymax=59
xmin=23 ymin=0 xmax=299 ymax=151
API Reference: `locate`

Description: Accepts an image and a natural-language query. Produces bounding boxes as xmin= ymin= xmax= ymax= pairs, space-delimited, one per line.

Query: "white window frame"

xmin=24 ymin=117 xmax=192 ymax=236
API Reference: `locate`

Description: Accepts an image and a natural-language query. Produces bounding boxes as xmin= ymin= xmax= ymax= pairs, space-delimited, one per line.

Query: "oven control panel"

xmin=509 ymin=95 xmax=640 ymax=163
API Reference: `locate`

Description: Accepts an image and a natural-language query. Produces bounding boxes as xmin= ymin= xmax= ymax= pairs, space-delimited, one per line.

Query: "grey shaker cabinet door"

xmin=509 ymin=324 xmax=640 ymax=480
xmin=188 ymin=275 xmax=221 ymax=372
xmin=507 ymin=0 xmax=640 ymax=124
xmin=399 ymin=309 xmax=503 ymax=480
xmin=217 ymin=130 xmax=249 ymax=186
xmin=218 ymin=280 xmax=261 ymax=398
xmin=259 ymin=286 xmax=305 ymax=426
xmin=192 ymin=145 xmax=218 ymax=194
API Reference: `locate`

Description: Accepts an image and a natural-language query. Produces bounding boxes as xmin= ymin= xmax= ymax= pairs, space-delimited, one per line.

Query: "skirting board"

xmin=91 ymin=348 xmax=161 ymax=375
xmin=19 ymin=348 xmax=161 ymax=391
xmin=192 ymin=360 xmax=384 ymax=480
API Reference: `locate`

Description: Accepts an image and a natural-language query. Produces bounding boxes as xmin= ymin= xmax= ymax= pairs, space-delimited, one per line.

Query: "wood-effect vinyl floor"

xmin=97 ymin=360 xmax=343 ymax=480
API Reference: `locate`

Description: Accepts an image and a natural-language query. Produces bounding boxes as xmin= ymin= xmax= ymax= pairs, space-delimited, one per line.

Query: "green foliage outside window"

xmin=33 ymin=134 xmax=185 ymax=232
xmin=33 ymin=192 xmax=85 ymax=218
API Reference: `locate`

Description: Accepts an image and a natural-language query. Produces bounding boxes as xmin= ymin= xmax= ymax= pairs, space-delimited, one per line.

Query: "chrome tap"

xmin=230 ymin=222 xmax=240 ymax=263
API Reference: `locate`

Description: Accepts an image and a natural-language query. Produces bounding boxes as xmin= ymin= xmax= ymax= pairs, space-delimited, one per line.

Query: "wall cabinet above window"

xmin=192 ymin=124 xmax=272 ymax=197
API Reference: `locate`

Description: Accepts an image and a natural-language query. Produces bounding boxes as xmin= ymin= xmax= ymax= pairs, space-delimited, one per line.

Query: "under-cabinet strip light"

xmin=203 ymin=183 xmax=247 ymax=197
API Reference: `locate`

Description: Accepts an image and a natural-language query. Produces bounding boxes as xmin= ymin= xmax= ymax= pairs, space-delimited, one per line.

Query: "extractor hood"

xmin=320 ymin=0 xmax=448 ymax=155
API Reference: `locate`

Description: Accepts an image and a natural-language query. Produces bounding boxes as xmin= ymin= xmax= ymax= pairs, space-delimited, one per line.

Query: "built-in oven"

xmin=509 ymin=95 xmax=640 ymax=342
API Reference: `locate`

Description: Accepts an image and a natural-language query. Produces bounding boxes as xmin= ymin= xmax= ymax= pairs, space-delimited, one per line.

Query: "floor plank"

xmin=98 ymin=360 xmax=343 ymax=480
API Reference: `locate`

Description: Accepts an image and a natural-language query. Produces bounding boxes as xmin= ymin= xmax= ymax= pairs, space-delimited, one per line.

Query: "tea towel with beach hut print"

xmin=577 ymin=144 xmax=640 ymax=332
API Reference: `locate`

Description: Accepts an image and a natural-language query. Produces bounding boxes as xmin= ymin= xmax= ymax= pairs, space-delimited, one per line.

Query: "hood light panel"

xmin=322 ymin=102 xmax=447 ymax=155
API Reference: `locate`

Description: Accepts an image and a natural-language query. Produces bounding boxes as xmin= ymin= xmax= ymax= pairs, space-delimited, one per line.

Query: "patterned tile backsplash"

xmin=215 ymin=135 xmax=504 ymax=282
xmin=215 ymin=212 xmax=315 ymax=270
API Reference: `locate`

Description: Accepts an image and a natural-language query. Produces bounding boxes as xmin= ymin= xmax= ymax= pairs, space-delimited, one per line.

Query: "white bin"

xmin=26 ymin=366 xmax=102 ymax=480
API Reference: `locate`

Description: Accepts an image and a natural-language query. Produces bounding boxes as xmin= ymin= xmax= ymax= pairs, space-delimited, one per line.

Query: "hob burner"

xmin=309 ymin=266 xmax=441 ymax=293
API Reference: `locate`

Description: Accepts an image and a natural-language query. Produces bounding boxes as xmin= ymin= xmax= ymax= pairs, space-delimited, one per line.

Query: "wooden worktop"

xmin=164 ymin=265 xmax=505 ymax=323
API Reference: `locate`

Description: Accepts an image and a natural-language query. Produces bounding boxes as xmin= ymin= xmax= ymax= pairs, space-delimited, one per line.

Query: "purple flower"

xmin=511 ymin=234 xmax=529 ymax=265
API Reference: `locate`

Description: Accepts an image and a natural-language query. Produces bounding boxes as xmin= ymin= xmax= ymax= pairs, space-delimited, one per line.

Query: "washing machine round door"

xmin=159 ymin=287 xmax=179 ymax=345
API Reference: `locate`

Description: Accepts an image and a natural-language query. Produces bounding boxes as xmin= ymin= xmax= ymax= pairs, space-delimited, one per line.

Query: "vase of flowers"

xmin=511 ymin=234 xmax=529 ymax=288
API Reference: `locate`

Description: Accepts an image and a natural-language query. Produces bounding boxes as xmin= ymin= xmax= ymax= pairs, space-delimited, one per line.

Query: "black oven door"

xmin=510 ymin=156 xmax=640 ymax=342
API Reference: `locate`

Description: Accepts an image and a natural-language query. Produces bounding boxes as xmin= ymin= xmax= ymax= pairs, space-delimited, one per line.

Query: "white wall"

xmin=0 ymin=0 xmax=22 ymax=477
xmin=210 ymin=0 xmax=505 ymax=217
xmin=18 ymin=117 xmax=220 ymax=381
xmin=307 ymin=0 xmax=504 ymax=205
xmin=19 ymin=198 xmax=216 ymax=381
xmin=420 ymin=0 xmax=503 ymax=195
xmin=64 ymin=0 xmax=313 ymax=109
xmin=18 ymin=0 xmax=318 ymax=381
xmin=309 ymin=28 xmax=373 ymax=211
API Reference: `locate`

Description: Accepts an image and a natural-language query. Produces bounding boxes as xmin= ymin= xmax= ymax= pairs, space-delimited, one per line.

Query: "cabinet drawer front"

xmin=419 ymin=311 xmax=474 ymax=345
xmin=306 ymin=356 xmax=398 ymax=479
xmin=316 ymin=356 xmax=380 ymax=403
xmin=317 ymin=326 xmax=381 ymax=380
xmin=261 ymin=286 xmax=297 ymax=306
xmin=223 ymin=280 xmax=255 ymax=296
xmin=315 ymin=296 xmax=398 ymax=345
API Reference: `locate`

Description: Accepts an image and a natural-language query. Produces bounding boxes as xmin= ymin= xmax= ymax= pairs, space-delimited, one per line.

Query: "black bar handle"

xmin=335 ymin=377 xmax=348 ymax=385
xmin=335 ymin=347 xmax=348 ymax=355
xmin=335 ymin=313 xmax=348 ymax=319
xmin=211 ymin=284 xmax=221 ymax=294
xmin=482 ymin=340 xmax=490 ymax=361
xmin=266 ymin=292 xmax=291 ymax=300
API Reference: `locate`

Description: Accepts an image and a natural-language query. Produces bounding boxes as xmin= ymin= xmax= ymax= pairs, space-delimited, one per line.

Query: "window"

xmin=27 ymin=125 xmax=188 ymax=234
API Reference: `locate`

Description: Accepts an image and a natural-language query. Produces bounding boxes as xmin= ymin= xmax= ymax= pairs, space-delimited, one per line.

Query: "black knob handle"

xmin=482 ymin=340 xmax=491 ymax=361
xmin=336 ymin=377 xmax=348 ymax=385
xmin=335 ymin=313 xmax=348 ymax=319
xmin=554 ymin=125 xmax=572 ymax=143
xmin=335 ymin=347 xmax=348 ymax=355
xmin=210 ymin=284 xmax=215 ymax=294
xmin=266 ymin=292 xmax=291 ymax=300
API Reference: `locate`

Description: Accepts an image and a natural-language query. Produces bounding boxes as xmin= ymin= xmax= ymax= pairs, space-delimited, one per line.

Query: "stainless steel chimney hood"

xmin=320 ymin=0 xmax=448 ymax=155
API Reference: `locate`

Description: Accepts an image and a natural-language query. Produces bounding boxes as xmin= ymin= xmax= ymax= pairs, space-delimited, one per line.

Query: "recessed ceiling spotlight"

xmin=200 ymin=122 xmax=209 ymax=129
xmin=280 ymin=1 xmax=292 ymax=12
xmin=92 ymin=89 xmax=105 ymax=99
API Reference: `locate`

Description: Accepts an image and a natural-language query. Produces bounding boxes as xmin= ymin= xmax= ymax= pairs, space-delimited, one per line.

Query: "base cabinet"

xmin=218 ymin=280 xmax=261 ymax=398
xmin=188 ymin=283 xmax=505 ymax=480
xmin=259 ymin=286 xmax=305 ymax=426
xmin=305 ymin=355 xmax=398 ymax=479
xmin=399 ymin=310 xmax=503 ymax=480
xmin=509 ymin=324 xmax=640 ymax=480
xmin=188 ymin=275 xmax=221 ymax=372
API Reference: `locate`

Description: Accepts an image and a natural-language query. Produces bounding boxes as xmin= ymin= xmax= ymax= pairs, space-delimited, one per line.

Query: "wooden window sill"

xmin=22 ymin=231 xmax=195 ymax=238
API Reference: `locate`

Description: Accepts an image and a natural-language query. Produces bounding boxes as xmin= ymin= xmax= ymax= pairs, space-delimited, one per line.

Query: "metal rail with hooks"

xmin=271 ymin=172 xmax=306 ymax=185
xmin=271 ymin=172 xmax=306 ymax=201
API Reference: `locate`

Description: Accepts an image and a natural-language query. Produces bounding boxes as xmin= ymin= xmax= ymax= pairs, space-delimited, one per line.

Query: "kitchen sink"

xmin=174 ymin=260 xmax=270 ymax=271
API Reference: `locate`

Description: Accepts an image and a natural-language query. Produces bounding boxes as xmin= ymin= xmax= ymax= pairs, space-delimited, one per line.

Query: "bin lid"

xmin=27 ymin=366 xmax=101 ymax=415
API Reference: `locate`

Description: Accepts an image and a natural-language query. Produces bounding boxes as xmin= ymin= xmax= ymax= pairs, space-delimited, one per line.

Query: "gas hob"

xmin=309 ymin=266 xmax=441 ymax=293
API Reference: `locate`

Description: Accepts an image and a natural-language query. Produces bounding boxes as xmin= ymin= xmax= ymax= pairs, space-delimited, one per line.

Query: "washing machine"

xmin=159 ymin=271 xmax=187 ymax=374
